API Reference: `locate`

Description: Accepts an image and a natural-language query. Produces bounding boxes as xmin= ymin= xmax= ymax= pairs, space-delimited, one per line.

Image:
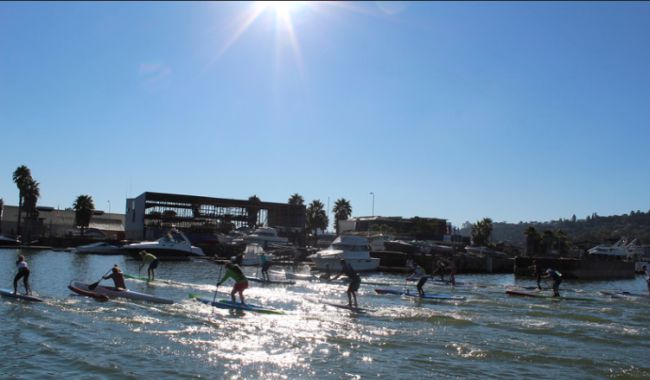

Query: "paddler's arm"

xmin=217 ymin=270 xmax=233 ymax=286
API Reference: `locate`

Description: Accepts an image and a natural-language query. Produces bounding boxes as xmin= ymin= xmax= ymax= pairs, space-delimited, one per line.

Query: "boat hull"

xmin=121 ymin=247 xmax=202 ymax=261
xmin=310 ymin=257 xmax=380 ymax=272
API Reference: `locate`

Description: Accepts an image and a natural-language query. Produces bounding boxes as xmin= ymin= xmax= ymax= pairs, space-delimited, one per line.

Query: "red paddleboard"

xmin=68 ymin=282 xmax=109 ymax=302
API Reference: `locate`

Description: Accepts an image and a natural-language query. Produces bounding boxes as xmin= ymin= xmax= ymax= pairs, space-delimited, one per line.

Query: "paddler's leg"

xmin=230 ymin=286 xmax=237 ymax=304
xmin=23 ymin=271 xmax=31 ymax=295
xmin=13 ymin=272 xmax=21 ymax=294
xmin=417 ymin=276 xmax=427 ymax=296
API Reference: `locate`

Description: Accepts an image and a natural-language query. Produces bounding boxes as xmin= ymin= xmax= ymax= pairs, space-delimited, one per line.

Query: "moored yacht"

xmin=240 ymin=243 xmax=272 ymax=266
xmin=308 ymin=235 xmax=380 ymax=272
xmin=121 ymin=229 xmax=204 ymax=260
xmin=242 ymin=227 xmax=289 ymax=248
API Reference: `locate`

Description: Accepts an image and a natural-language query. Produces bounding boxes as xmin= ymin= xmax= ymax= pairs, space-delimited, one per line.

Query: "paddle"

xmin=210 ymin=264 xmax=224 ymax=319
xmin=89 ymin=269 xmax=112 ymax=290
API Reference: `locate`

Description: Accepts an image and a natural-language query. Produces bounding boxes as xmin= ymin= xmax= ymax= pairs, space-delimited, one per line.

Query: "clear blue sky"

xmin=1 ymin=2 xmax=649 ymax=228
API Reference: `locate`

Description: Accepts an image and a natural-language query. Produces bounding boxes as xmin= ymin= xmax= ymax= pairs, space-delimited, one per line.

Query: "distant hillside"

xmin=458 ymin=210 xmax=650 ymax=249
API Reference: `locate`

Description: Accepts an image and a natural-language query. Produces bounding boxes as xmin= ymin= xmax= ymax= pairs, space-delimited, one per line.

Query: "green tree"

xmin=541 ymin=230 xmax=556 ymax=255
xmin=306 ymin=199 xmax=328 ymax=245
xmin=22 ymin=178 xmax=41 ymax=241
xmin=288 ymin=193 xmax=304 ymax=206
xmin=247 ymin=195 xmax=261 ymax=227
xmin=73 ymin=195 xmax=95 ymax=236
xmin=471 ymin=217 xmax=493 ymax=246
xmin=524 ymin=226 xmax=541 ymax=256
xmin=12 ymin=165 xmax=32 ymax=236
xmin=332 ymin=198 xmax=352 ymax=234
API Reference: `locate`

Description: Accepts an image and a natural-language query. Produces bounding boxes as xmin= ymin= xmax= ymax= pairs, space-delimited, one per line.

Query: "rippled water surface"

xmin=1 ymin=248 xmax=649 ymax=379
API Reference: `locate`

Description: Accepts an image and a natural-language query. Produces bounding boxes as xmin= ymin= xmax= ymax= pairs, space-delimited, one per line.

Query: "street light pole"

xmin=107 ymin=200 xmax=111 ymax=219
xmin=369 ymin=192 xmax=375 ymax=217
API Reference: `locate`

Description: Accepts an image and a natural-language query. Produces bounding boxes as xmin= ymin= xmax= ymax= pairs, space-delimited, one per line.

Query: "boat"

xmin=69 ymin=281 xmax=174 ymax=304
xmin=0 ymin=288 xmax=43 ymax=302
xmin=374 ymin=288 xmax=466 ymax=301
xmin=191 ymin=294 xmax=284 ymax=314
xmin=121 ymin=229 xmax=204 ymax=260
xmin=0 ymin=235 xmax=21 ymax=247
xmin=240 ymin=243 xmax=272 ymax=266
xmin=72 ymin=242 xmax=124 ymax=255
xmin=307 ymin=235 xmax=380 ymax=272
xmin=67 ymin=282 xmax=109 ymax=302
xmin=242 ymin=227 xmax=288 ymax=248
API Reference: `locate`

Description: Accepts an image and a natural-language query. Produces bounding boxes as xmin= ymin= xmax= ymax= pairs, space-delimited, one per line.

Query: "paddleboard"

xmin=68 ymin=282 xmax=109 ymax=302
xmin=191 ymin=295 xmax=284 ymax=314
xmin=601 ymin=291 xmax=650 ymax=299
xmin=374 ymin=288 xmax=466 ymax=301
xmin=0 ymin=288 xmax=43 ymax=302
xmin=245 ymin=276 xmax=296 ymax=285
xmin=124 ymin=273 xmax=177 ymax=285
xmin=70 ymin=281 xmax=174 ymax=304
xmin=319 ymin=300 xmax=374 ymax=313
xmin=506 ymin=290 xmax=589 ymax=301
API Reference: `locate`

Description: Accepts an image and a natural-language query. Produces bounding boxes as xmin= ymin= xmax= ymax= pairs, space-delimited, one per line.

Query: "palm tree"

xmin=22 ymin=179 xmax=40 ymax=242
xmin=471 ymin=217 xmax=493 ymax=246
xmin=247 ymin=195 xmax=261 ymax=227
xmin=306 ymin=200 xmax=328 ymax=245
xmin=12 ymin=165 xmax=32 ymax=236
xmin=332 ymin=198 xmax=352 ymax=234
xmin=73 ymin=195 xmax=95 ymax=236
xmin=288 ymin=193 xmax=304 ymax=206
xmin=524 ymin=226 xmax=541 ymax=257
xmin=541 ymin=230 xmax=556 ymax=256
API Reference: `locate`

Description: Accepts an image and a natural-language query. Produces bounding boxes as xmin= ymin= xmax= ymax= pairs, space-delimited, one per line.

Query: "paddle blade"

xmin=188 ymin=293 xmax=199 ymax=299
xmin=88 ymin=280 xmax=101 ymax=290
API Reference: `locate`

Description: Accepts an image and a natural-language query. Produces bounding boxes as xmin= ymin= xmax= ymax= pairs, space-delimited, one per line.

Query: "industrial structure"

xmin=124 ymin=192 xmax=306 ymax=242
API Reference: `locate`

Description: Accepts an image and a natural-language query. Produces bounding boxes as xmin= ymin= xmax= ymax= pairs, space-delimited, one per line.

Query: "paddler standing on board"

xmin=13 ymin=255 xmax=31 ymax=295
xmin=138 ymin=250 xmax=159 ymax=281
xmin=333 ymin=259 xmax=361 ymax=308
xmin=103 ymin=264 xmax=127 ymax=290
xmin=643 ymin=265 xmax=650 ymax=294
xmin=543 ymin=268 xmax=562 ymax=297
xmin=217 ymin=257 xmax=249 ymax=306
xmin=259 ymin=250 xmax=271 ymax=282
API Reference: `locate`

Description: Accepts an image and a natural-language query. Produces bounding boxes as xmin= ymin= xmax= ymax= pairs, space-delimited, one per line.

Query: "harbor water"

xmin=1 ymin=248 xmax=648 ymax=379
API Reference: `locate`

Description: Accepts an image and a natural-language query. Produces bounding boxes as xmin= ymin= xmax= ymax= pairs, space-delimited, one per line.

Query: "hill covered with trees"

xmin=459 ymin=209 xmax=650 ymax=251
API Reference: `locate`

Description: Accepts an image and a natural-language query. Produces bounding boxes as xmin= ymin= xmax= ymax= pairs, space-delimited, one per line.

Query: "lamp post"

xmin=107 ymin=200 xmax=111 ymax=219
xmin=369 ymin=192 xmax=375 ymax=217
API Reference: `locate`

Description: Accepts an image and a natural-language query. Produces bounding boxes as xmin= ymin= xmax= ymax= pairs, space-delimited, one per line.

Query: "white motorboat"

xmin=308 ymin=235 xmax=380 ymax=272
xmin=73 ymin=242 xmax=124 ymax=255
xmin=242 ymin=227 xmax=288 ymax=248
xmin=121 ymin=229 xmax=204 ymax=260
xmin=240 ymin=243 xmax=273 ymax=266
xmin=0 ymin=234 xmax=20 ymax=247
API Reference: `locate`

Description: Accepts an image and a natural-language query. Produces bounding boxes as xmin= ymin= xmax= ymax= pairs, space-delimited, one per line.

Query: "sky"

xmin=1 ymin=1 xmax=649 ymax=228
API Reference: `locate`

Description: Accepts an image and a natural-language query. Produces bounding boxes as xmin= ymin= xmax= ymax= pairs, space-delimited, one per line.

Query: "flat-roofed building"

xmin=125 ymin=192 xmax=306 ymax=241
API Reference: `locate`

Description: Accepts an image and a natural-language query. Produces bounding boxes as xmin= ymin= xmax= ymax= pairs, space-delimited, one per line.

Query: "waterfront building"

xmin=124 ymin=192 xmax=305 ymax=242
xmin=0 ymin=204 xmax=124 ymax=240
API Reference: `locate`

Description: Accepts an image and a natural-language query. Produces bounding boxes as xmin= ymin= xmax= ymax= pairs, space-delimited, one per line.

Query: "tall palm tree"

xmin=524 ymin=226 xmax=541 ymax=257
xmin=247 ymin=195 xmax=261 ymax=227
xmin=288 ymin=193 xmax=304 ymax=206
xmin=12 ymin=165 xmax=32 ymax=236
xmin=306 ymin=200 xmax=328 ymax=245
xmin=73 ymin=195 xmax=95 ymax=236
xmin=332 ymin=198 xmax=352 ymax=234
xmin=471 ymin=217 xmax=493 ymax=246
xmin=22 ymin=179 xmax=40 ymax=241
